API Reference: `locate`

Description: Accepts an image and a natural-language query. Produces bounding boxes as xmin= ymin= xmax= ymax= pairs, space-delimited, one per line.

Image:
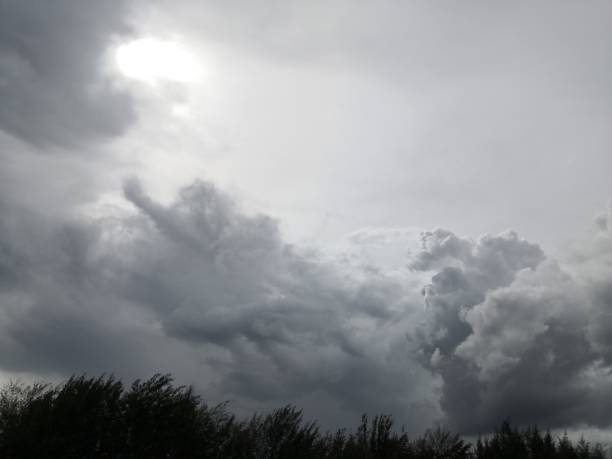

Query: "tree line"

xmin=0 ymin=374 xmax=608 ymax=458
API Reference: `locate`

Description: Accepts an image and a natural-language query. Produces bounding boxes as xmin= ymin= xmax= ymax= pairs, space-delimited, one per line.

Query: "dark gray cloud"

xmin=0 ymin=0 xmax=135 ymax=149
xmin=0 ymin=180 xmax=439 ymax=431
xmin=120 ymin=179 xmax=440 ymax=430
xmin=2 ymin=175 xmax=612 ymax=433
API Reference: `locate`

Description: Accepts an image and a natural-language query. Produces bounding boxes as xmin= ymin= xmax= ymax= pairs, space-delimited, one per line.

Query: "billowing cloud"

xmin=0 ymin=179 xmax=441 ymax=430
xmin=410 ymin=229 xmax=544 ymax=357
xmin=2 ymin=175 xmax=612 ymax=433
xmin=0 ymin=0 xmax=135 ymax=149
xmin=411 ymin=220 xmax=612 ymax=434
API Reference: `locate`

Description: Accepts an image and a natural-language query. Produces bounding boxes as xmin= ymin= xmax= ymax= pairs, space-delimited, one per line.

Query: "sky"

xmin=1 ymin=0 xmax=612 ymax=436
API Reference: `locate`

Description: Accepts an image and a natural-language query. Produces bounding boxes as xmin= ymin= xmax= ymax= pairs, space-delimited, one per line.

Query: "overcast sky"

xmin=2 ymin=0 xmax=612 ymax=436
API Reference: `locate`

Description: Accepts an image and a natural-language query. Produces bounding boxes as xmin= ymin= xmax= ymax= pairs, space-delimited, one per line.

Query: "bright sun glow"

xmin=115 ymin=38 xmax=200 ymax=83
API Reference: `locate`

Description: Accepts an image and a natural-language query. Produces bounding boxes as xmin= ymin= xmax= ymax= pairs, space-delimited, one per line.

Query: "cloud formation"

xmin=1 ymin=176 xmax=612 ymax=433
xmin=0 ymin=0 xmax=135 ymax=148
xmin=411 ymin=222 xmax=612 ymax=433
xmin=0 ymin=180 xmax=440 ymax=430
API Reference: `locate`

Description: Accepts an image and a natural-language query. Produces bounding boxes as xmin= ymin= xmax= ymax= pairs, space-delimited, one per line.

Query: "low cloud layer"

xmin=1 ymin=178 xmax=612 ymax=433
xmin=0 ymin=180 xmax=439 ymax=430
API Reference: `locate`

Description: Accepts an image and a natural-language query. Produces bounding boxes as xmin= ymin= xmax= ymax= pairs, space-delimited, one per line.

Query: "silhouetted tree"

xmin=591 ymin=443 xmax=607 ymax=459
xmin=0 ymin=376 xmax=125 ymax=458
xmin=576 ymin=436 xmax=591 ymax=459
xmin=122 ymin=374 xmax=209 ymax=458
xmin=543 ymin=430 xmax=558 ymax=459
xmin=557 ymin=432 xmax=578 ymax=459
xmin=414 ymin=426 xmax=470 ymax=459
xmin=0 ymin=374 xmax=610 ymax=459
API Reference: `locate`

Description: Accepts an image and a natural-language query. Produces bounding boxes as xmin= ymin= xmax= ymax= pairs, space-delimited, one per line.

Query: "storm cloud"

xmin=411 ymin=220 xmax=612 ymax=433
xmin=2 ymin=176 xmax=612 ymax=432
xmin=0 ymin=180 xmax=440 ymax=430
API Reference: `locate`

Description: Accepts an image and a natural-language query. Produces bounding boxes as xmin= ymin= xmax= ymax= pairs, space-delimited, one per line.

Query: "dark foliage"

xmin=473 ymin=420 xmax=608 ymax=459
xmin=0 ymin=374 xmax=609 ymax=458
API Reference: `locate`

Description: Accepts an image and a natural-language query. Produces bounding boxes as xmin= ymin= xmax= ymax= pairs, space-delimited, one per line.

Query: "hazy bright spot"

xmin=115 ymin=38 xmax=200 ymax=83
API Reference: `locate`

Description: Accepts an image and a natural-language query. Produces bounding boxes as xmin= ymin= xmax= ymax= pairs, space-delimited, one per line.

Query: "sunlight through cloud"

xmin=115 ymin=38 xmax=200 ymax=83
